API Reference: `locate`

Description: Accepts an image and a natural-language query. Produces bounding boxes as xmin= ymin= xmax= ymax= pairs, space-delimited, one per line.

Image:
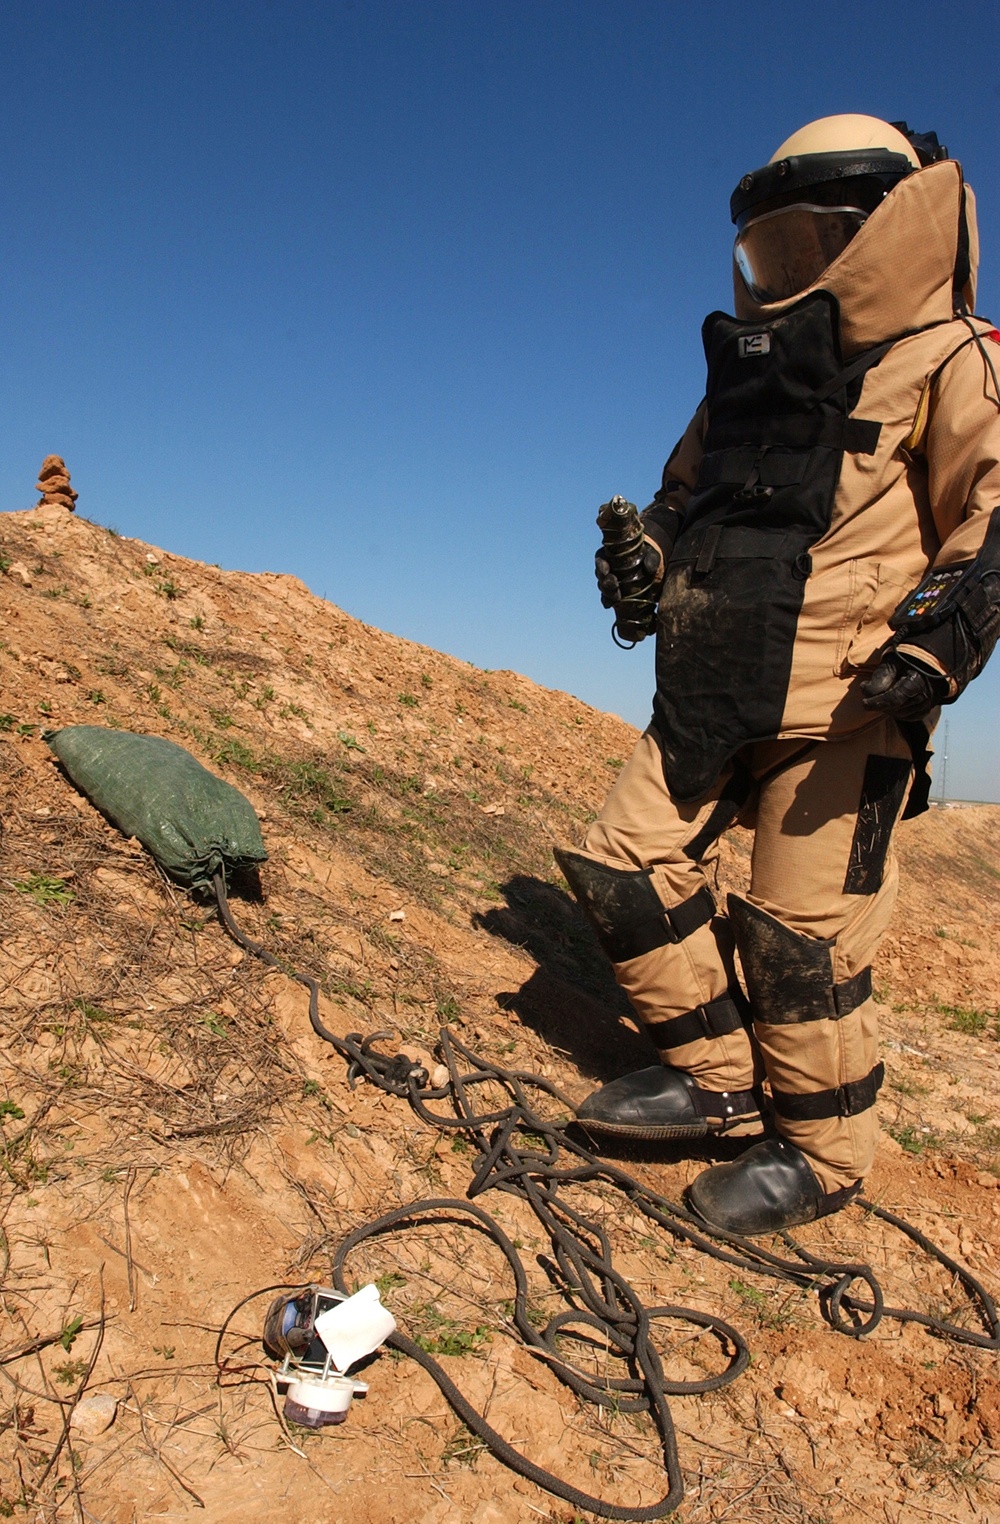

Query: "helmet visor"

xmin=734 ymin=203 xmax=868 ymax=303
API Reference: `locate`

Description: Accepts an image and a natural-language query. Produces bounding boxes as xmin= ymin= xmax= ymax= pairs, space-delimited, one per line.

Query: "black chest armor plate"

xmin=653 ymin=292 xmax=887 ymax=800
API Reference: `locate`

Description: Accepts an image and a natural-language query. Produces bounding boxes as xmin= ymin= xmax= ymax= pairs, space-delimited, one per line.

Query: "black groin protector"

xmin=653 ymin=291 xmax=884 ymax=801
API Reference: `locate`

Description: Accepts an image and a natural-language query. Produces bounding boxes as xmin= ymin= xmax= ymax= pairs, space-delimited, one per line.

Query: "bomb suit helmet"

xmin=730 ymin=115 xmax=931 ymax=304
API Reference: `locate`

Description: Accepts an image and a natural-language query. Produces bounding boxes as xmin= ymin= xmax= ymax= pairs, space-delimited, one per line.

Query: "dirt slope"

xmin=1 ymin=502 xmax=999 ymax=1524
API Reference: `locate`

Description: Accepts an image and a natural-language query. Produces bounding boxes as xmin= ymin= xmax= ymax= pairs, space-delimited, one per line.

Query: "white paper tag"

xmin=313 ymin=1283 xmax=397 ymax=1373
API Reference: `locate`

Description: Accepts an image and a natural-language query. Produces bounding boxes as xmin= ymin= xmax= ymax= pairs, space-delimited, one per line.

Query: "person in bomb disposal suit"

xmin=556 ymin=115 xmax=1000 ymax=1235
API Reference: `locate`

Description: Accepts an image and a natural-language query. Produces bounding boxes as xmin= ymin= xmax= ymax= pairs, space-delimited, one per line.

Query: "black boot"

xmin=575 ymin=1065 xmax=762 ymax=1141
xmin=686 ymin=1137 xmax=861 ymax=1234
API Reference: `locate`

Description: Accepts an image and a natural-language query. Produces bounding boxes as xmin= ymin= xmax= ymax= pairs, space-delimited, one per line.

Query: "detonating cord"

xmin=962 ymin=315 xmax=1000 ymax=412
xmin=213 ymin=875 xmax=1000 ymax=1519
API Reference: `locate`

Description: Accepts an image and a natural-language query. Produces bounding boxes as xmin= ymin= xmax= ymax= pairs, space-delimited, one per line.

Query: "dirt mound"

xmin=1 ymin=502 xmax=999 ymax=1523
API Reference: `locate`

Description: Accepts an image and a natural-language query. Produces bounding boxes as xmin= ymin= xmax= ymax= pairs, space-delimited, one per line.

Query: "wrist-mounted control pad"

xmin=889 ymin=564 xmax=972 ymax=635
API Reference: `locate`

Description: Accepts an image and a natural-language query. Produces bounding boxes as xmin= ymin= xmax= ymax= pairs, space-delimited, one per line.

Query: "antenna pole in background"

xmin=938 ymin=719 xmax=949 ymax=805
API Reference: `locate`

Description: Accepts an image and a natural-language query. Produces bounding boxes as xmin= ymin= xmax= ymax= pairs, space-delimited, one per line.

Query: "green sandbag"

xmin=45 ymin=726 xmax=267 ymax=890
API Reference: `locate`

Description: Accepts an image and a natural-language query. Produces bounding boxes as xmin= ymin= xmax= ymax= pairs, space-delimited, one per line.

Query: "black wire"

xmin=332 ymin=1199 xmax=697 ymax=1519
xmin=214 ymin=1282 xmax=314 ymax=1382
xmin=961 ymin=315 xmax=1000 ymax=412
xmin=213 ymin=876 xmax=1000 ymax=1519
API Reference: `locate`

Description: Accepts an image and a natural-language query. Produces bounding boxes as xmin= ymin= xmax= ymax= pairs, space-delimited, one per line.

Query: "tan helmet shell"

xmin=769 ymin=114 xmax=921 ymax=169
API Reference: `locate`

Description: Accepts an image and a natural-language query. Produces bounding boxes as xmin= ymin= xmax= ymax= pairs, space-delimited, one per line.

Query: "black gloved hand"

xmin=860 ymin=650 xmax=951 ymax=720
xmin=594 ymin=539 xmax=663 ymax=642
xmin=594 ymin=539 xmax=662 ymax=609
xmin=863 ymin=586 xmax=1000 ymax=719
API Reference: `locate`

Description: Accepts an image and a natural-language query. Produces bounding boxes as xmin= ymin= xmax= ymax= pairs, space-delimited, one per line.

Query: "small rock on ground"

xmin=70 ymin=1393 xmax=117 ymax=1438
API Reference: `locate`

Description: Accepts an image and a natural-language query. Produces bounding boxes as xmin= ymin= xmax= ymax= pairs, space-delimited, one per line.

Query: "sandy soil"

xmin=1 ymin=502 xmax=999 ymax=1523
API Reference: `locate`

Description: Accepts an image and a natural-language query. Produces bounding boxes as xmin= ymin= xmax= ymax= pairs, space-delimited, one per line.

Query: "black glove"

xmin=863 ymin=555 xmax=1000 ymax=719
xmin=594 ymin=496 xmax=672 ymax=645
xmin=860 ymin=650 xmax=951 ymax=720
xmin=594 ymin=538 xmax=662 ymax=610
xmin=594 ymin=538 xmax=663 ymax=643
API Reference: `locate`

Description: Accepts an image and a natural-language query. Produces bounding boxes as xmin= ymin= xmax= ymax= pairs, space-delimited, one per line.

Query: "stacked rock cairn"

xmin=35 ymin=455 xmax=78 ymax=512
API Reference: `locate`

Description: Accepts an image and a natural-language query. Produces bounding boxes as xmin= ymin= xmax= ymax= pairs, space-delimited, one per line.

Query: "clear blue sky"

xmin=3 ymin=0 xmax=998 ymax=800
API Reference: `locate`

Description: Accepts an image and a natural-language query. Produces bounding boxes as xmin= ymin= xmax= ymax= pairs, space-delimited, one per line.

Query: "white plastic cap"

xmin=287 ymin=1375 xmax=355 ymax=1416
xmin=314 ymin=1283 xmax=397 ymax=1374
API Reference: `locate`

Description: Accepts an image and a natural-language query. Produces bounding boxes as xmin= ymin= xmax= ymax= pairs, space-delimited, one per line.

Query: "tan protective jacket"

xmin=656 ymin=159 xmax=1000 ymax=748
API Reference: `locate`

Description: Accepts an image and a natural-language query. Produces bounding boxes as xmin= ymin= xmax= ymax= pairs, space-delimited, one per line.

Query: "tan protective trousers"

xmin=574 ymin=719 xmax=915 ymax=1193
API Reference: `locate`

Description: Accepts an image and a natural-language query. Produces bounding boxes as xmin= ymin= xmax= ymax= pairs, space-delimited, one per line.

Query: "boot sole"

xmin=577 ymin=1118 xmax=709 ymax=1141
xmin=576 ymin=1114 xmax=762 ymax=1142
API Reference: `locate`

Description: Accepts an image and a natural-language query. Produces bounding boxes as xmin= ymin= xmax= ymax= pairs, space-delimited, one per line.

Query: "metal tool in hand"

xmin=596 ymin=495 xmax=662 ymax=647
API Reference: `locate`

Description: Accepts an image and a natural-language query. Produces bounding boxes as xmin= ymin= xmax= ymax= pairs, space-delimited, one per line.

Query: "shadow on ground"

xmin=474 ymin=873 xmax=652 ymax=1085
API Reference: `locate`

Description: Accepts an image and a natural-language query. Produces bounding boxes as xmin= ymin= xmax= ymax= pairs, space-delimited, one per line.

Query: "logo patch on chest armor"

xmin=737 ymin=333 xmax=771 ymax=358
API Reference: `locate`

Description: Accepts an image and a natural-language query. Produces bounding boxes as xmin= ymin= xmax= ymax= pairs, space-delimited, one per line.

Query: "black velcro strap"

xmin=690 ymin=1084 xmax=761 ymax=1122
xmin=704 ymin=415 xmax=882 ymax=455
xmin=833 ymin=967 xmax=872 ymax=1018
xmin=698 ymin=446 xmax=808 ymax=487
xmin=807 ymin=338 xmax=897 ymax=404
xmin=645 ymin=992 xmax=747 ymax=1051
xmin=960 ymin=579 xmax=1000 ymax=640
xmin=664 ymin=883 xmax=716 ymax=943
xmin=676 ymin=526 xmax=808 ymax=564
xmin=772 ymin=1062 xmax=885 ymax=1122
xmin=843 ymin=418 xmax=883 ymax=453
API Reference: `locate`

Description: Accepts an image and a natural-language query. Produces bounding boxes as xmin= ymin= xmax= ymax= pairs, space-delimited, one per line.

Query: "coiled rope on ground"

xmin=213 ymin=874 xmax=1000 ymax=1521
